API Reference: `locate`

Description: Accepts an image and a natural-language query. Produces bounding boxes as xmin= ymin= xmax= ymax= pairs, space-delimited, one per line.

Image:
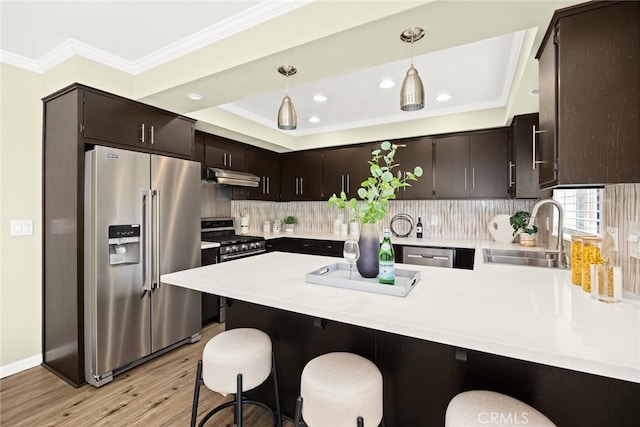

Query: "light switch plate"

xmin=629 ymin=221 xmax=640 ymax=260
xmin=606 ymin=226 xmax=619 ymax=252
xmin=11 ymin=220 xmax=33 ymax=236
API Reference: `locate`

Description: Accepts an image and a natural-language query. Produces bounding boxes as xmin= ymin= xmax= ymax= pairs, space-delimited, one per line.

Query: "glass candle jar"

xmin=590 ymin=263 xmax=622 ymax=303
xmin=581 ymin=237 xmax=603 ymax=293
xmin=570 ymin=235 xmax=583 ymax=286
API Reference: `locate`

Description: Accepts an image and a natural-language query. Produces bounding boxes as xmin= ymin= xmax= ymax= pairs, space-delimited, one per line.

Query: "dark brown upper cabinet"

xmin=434 ymin=130 xmax=508 ymax=199
xmin=246 ymin=147 xmax=281 ymax=201
xmin=536 ymin=0 xmax=640 ymax=188
xmin=204 ymin=134 xmax=247 ymax=171
xmin=193 ymin=130 xmax=205 ymax=164
xmin=280 ymin=151 xmax=323 ymax=201
xmin=82 ymin=89 xmax=194 ymax=158
xmin=322 ymin=145 xmax=372 ymax=199
xmin=509 ymin=114 xmax=539 ymax=199
xmin=392 ymin=137 xmax=434 ymax=200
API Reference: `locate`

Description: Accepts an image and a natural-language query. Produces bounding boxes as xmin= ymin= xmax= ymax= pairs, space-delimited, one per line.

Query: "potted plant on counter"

xmin=510 ymin=211 xmax=538 ymax=247
xmin=327 ymin=141 xmax=423 ymax=277
xmin=283 ymin=215 xmax=298 ymax=233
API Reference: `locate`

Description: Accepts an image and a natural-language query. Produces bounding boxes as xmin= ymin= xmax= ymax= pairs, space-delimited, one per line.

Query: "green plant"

xmin=327 ymin=141 xmax=423 ymax=224
xmin=509 ymin=211 xmax=539 ymax=236
xmin=283 ymin=215 xmax=298 ymax=225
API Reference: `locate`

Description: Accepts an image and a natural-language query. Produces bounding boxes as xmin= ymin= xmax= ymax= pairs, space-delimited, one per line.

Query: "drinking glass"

xmin=343 ymin=240 xmax=360 ymax=280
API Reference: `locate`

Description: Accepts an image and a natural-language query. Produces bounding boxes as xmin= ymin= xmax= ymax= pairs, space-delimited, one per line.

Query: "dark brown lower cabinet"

xmin=225 ymin=301 xmax=640 ymax=426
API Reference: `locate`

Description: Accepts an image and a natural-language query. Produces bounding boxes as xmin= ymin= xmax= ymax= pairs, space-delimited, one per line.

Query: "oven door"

xmin=219 ymin=247 xmax=266 ymax=262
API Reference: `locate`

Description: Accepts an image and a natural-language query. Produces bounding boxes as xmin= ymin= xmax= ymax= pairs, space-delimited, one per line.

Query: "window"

xmin=552 ymin=188 xmax=602 ymax=236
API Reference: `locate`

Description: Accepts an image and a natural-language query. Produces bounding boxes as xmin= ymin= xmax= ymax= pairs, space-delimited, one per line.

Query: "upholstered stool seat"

xmin=295 ymin=352 xmax=383 ymax=427
xmin=446 ymin=390 xmax=556 ymax=427
xmin=191 ymin=328 xmax=282 ymax=427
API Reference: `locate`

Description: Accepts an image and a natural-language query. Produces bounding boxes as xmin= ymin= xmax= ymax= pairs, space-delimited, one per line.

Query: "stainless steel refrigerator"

xmin=84 ymin=145 xmax=201 ymax=387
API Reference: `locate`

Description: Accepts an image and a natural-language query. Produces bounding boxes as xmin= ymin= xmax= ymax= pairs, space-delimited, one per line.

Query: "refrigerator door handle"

xmin=142 ymin=189 xmax=152 ymax=297
xmin=152 ymin=189 xmax=161 ymax=291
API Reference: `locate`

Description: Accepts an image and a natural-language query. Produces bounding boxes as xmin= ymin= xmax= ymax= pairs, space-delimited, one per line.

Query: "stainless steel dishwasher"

xmin=402 ymin=246 xmax=454 ymax=268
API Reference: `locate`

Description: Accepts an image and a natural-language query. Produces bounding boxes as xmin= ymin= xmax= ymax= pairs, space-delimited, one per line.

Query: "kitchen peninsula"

xmin=162 ymin=250 xmax=640 ymax=426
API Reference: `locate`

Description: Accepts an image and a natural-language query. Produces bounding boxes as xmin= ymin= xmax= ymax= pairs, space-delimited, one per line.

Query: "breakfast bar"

xmin=162 ymin=250 xmax=640 ymax=426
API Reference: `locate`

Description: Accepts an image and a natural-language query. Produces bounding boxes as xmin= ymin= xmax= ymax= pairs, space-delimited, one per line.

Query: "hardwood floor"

xmin=0 ymin=323 xmax=293 ymax=427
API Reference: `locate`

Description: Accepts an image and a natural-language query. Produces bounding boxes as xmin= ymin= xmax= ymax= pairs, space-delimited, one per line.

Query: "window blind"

xmin=552 ymin=188 xmax=602 ymax=235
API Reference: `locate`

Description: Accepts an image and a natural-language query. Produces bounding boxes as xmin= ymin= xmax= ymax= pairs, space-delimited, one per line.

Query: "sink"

xmin=483 ymin=248 xmax=569 ymax=269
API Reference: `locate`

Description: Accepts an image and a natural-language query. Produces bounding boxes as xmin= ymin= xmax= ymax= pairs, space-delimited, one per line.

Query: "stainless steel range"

xmin=201 ymin=218 xmax=266 ymax=262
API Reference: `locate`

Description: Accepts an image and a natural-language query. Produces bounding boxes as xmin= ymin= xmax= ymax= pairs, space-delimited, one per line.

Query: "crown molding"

xmin=0 ymin=0 xmax=312 ymax=75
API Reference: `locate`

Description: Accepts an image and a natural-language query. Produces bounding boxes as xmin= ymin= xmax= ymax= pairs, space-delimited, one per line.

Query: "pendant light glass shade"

xmin=277 ymin=65 xmax=297 ymax=130
xmin=399 ymin=27 xmax=425 ymax=111
xmin=400 ymin=65 xmax=424 ymax=111
xmin=278 ymin=95 xmax=297 ymax=130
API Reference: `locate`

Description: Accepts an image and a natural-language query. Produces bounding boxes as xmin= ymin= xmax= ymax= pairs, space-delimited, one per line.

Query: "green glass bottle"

xmin=379 ymin=228 xmax=395 ymax=285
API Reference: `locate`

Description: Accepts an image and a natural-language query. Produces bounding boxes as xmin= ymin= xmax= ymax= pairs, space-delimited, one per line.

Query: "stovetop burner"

xmin=201 ymin=217 xmax=264 ymax=246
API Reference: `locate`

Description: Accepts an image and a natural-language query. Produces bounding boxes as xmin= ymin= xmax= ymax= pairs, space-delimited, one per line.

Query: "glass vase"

xmin=356 ymin=222 xmax=380 ymax=278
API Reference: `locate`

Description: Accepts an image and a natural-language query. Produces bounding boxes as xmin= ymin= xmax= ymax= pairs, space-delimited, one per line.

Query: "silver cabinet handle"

xmin=140 ymin=124 xmax=145 ymax=143
xmin=262 ymin=176 xmax=266 ymax=194
xmin=509 ymin=162 xmax=515 ymax=186
xmin=229 ymin=154 xmax=232 ymax=167
xmin=347 ymin=174 xmax=350 ymax=194
xmin=300 ymin=177 xmax=304 ymax=194
xmin=267 ymin=177 xmax=270 ymax=195
xmin=295 ymin=177 xmax=299 ymax=195
xmin=532 ymin=125 xmax=547 ymax=170
xmin=464 ymin=168 xmax=468 ymax=190
xmin=472 ymin=167 xmax=475 ymax=190
xmin=150 ymin=125 xmax=154 ymax=144
xmin=341 ymin=174 xmax=344 ymax=193
xmin=224 ymin=153 xmax=227 ymax=167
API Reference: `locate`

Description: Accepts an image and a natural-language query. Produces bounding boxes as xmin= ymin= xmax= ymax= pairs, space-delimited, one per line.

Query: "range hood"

xmin=202 ymin=167 xmax=260 ymax=187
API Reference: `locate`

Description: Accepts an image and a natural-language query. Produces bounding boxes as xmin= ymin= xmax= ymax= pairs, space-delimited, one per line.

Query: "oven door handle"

xmin=221 ymin=248 xmax=266 ymax=261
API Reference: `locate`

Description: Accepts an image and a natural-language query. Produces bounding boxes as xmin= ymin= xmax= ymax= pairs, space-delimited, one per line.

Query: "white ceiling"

xmin=0 ymin=0 xmax=582 ymax=151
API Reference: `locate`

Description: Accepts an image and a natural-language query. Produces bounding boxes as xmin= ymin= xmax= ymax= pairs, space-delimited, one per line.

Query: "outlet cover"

xmin=430 ymin=215 xmax=439 ymax=226
xmin=11 ymin=220 xmax=33 ymax=236
xmin=606 ymin=226 xmax=619 ymax=252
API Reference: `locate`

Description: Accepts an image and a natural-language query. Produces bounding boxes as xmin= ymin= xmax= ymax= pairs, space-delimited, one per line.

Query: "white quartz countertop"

xmin=163 ymin=248 xmax=640 ymax=383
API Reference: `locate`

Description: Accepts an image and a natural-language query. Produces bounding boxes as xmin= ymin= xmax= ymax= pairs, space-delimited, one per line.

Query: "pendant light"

xmin=277 ymin=65 xmax=297 ymax=130
xmin=400 ymin=27 xmax=425 ymax=111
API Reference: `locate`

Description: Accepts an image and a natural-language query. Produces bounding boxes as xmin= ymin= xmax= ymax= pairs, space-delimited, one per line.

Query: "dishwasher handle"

xmin=403 ymin=247 xmax=455 ymax=268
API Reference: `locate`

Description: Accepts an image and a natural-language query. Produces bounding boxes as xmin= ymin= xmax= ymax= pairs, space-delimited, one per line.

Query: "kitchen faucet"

xmin=528 ymin=199 xmax=567 ymax=265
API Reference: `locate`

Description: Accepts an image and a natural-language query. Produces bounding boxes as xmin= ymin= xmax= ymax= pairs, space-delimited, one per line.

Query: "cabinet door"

xmin=144 ymin=112 xmax=194 ymax=158
xmin=511 ymin=114 xmax=539 ymax=198
xmin=83 ymin=90 xmax=148 ymax=148
xmin=322 ymin=145 xmax=371 ymax=199
xmin=246 ymin=149 xmax=280 ymax=201
xmin=434 ymin=136 xmax=469 ymax=198
xmin=469 ymin=131 xmax=508 ymax=198
xmin=394 ymin=137 xmax=433 ymax=200
xmin=281 ymin=151 xmax=322 ymax=201
xmin=537 ymin=27 xmax=558 ymax=188
xmin=204 ymin=134 xmax=246 ymax=171
xmin=193 ymin=130 xmax=205 ymax=164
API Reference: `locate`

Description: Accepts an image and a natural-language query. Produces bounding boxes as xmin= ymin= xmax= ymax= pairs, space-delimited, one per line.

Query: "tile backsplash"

xmin=232 ymin=199 xmax=535 ymax=240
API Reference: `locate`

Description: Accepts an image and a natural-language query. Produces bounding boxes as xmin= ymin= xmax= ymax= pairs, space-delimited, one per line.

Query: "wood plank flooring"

xmin=0 ymin=323 xmax=293 ymax=427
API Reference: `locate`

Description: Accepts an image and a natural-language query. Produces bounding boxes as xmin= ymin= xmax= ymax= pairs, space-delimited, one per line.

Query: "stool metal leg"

xmin=235 ymin=374 xmax=243 ymax=427
xmin=357 ymin=416 xmax=364 ymax=427
xmin=271 ymin=351 xmax=283 ymax=427
xmin=190 ymin=360 xmax=204 ymax=427
xmin=294 ymin=396 xmax=303 ymax=427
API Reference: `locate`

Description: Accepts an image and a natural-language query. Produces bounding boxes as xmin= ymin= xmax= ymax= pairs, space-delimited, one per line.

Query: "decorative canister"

xmin=581 ymin=237 xmax=603 ymax=293
xmin=570 ymin=235 xmax=583 ymax=285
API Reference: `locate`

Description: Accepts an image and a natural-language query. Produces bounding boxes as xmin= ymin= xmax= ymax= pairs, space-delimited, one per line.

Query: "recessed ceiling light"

xmin=308 ymin=116 xmax=320 ymax=123
xmin=186 ymin=92 xmax=204 ymax=101
xmin=378 ymin=79 xmax=396 ymax=89
xmin=312 ymin=95 xmax=328 ymax=102
xmin=435 ymin=93 xmax=452 ymax=102
xmin=528 ymin=88 xmax=539 ymax=95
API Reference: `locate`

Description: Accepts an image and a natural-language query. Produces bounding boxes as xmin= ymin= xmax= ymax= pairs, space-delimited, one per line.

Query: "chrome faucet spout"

xmin=528 ymin=199 xmax=566 ymax=264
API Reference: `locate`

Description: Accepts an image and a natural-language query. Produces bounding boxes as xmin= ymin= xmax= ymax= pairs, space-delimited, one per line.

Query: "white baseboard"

xmin=1 ymin=354 xmax=42 ymax=379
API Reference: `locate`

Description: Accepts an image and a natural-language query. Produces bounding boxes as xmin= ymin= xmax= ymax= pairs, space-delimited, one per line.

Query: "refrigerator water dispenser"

xmin=108 ymin=224 xmax=141 ymax=266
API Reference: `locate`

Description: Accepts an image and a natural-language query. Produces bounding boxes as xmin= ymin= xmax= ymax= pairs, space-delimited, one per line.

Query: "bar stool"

xmin=293 ymin=352 xmax=383 ymax=427
xmin=190 ymin=328 xmax=282 ymax=427
xmin=445 ymin=390 xmax=556 ymax=426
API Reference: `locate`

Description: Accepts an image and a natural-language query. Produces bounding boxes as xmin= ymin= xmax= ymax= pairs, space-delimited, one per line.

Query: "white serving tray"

xmin=305 ymin=262 xmax=420 ymax=297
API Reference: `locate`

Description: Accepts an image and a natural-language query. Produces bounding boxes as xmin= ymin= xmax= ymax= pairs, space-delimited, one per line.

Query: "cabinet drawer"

xmin=402 ymin=247 xmax=454 ymax=268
